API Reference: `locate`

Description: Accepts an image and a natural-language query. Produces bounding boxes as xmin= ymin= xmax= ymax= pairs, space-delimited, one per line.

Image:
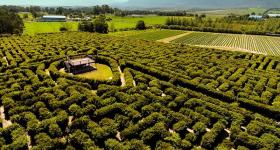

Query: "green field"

xmin=111 ymin=29 xmax=280 ymax=56
xmin=23 ymin=15 xmax=168 ymax=35
xmin=110 ymin=29 xmax=186 ymax=41
xmin=108 ymin=15 xmax=168 ymax=30
xmin=23 ymin=22 xmax=79 ymax=35
xmin=172 ymin=32 xmax=280 ymax=56
xmin=193 ymin=7 xmax=267 ymax=17
xmin=77 ymin=64 xmax=113 ymax=80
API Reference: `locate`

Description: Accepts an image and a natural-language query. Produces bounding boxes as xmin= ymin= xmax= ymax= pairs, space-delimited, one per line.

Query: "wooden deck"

xmin=69 ymin=57 xmax=95 ymax=66
xmin=65 ymin=55 xmax=97 ymax=74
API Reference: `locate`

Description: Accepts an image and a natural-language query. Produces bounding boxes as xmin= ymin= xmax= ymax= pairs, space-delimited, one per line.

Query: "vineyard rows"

xmin=0 ymin=33 xmax=279 ymax=149
xmin=172 ymin=32 xmax=280 ymax=56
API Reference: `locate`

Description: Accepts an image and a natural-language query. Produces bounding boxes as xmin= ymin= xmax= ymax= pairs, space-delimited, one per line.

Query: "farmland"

xmin=23 ymin=22 xmax=79 ymax=35
xmin=0 ymin=32 xmax=279 ymax=149
xmin=22 ymin=15 xmax=168 ymax=35
xmin=172 ymin=32 xmax=280 ymax=56
xmin=110 ymin=29 xmax=186 ymax=41
xmin=108 ymin=15 xmax=168 ymax=29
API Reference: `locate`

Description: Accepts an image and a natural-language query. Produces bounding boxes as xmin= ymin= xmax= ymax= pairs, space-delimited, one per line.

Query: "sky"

xmin=1 ymin=0 xmax=279 ymax=8
xmin=0 ymin=0 xmax=128 ymax=6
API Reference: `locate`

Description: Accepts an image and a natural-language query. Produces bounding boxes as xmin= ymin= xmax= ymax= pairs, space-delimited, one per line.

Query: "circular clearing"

xmin=77 ymin=63 xmax=113 ymax=80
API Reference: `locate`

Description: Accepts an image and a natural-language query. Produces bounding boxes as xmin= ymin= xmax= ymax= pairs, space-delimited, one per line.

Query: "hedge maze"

xmin=0 ymin=32 xmax=279 ymax=149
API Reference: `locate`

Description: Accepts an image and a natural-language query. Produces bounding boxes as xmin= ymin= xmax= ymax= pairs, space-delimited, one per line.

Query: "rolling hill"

xmin=116 ymin=0 xmax=280 ymax=9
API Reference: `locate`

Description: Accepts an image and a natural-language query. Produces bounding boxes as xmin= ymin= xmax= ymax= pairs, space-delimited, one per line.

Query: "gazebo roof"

xmin=68 ymin=57 xmax=95 ymax=66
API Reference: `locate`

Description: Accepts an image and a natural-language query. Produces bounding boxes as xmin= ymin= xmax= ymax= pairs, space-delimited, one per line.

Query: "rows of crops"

xmin=172 ymin=32 xmax=280 ymax=56
xmin=0 ymin=33 xmax=279 ymax=149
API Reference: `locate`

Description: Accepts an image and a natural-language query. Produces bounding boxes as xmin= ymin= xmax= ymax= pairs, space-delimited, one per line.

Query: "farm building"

xmin=249 ymin=15 xmax=263 ymax=20
xmin=65 ymin=55 xmax=96 ymax=74
xmin=268 ymin=14 xmax=280 ymax=18
xmin=40 ymin=15 xmax=67 ymax=22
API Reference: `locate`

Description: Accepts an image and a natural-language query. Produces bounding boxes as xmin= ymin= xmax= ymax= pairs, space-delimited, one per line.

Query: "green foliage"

xmin=201 ymin=121 xmax=226 ymax=149
xmin=69 ymin=130 xmax=98 ymax=149
xmin=0 ymin=8 xmax=24 ymax=34
xmin=79 ymin=15 xmax=108 ymax=33
xmin=164 ymin=16 xmax=280 ymax=35
xmin=136 ymin=20 xmax=146 ymax=30
xmin=0 ymin=32 xmax=279 ymax=150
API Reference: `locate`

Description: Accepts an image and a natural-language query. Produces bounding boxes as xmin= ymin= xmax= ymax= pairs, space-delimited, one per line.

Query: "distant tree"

xmin=56 ymin=7 xmax=64 ymax=15
xmin=78 ymin=21 xmax=94 ymax=32
xmin=136 ymin=20 xmax=146 ymax=30
xmin=60 ymin=23 xmax=73 ymax=32
xmin=23 ymin=13 xmax=28 ymax=19
xmin=200 ymin=14 xmax=206 ymax=18
xmin=78 ymin=15 xmax=108 ymax=34
xmin=93 ymin=15 xmax=109 ymax=33
xmin=60 ymin=27 xmax=68 ymax=32
xmin=29 ymin=6 xmax=41 ymax=18
xmin=0 ymin=8 xmax=24 ymax=34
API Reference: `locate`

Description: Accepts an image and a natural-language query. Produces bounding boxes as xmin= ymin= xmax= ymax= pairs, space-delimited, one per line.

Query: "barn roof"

xmin=42 ymin=15 xmax=66 ymax=19
xmin=268 ymin=14 xmax=280 ymax=17
xmin=249 ymin=15 xmax=263 ymax=19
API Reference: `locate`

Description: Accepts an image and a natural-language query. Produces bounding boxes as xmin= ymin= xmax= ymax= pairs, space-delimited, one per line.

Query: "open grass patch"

xmin=23 ymin=22 xmax=79 ymax=35
xmin=77 ymin=63 xmax=113 ymax=80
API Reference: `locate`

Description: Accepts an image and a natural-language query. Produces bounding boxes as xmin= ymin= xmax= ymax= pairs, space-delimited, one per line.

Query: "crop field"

xmin=172 ymin=32 xmax=280 ymax=56
xmin=192 ymin=7 xmax=266 ymax=17
xmin=0 ymin=32 xmax=279 ymax=149
xmin=110 ymin=29 xmax=186 ymax=41
xmin=23 ymin=22 xmax=79 ymax=35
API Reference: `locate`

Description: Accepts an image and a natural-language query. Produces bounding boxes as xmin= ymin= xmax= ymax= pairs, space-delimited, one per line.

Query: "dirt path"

xmin=3 ymin=57 xmax=9 ymax=66
xmin=193 ymin=45 xmax=266 ymax=55
xmin=0 ymin=106 xmax=12 ymax=128
xmin=26 ymin=132 xmax=32 ymax=149
xmin=118 ymin=66 xmax=126 ymax=87
xmin=45 ymin=69 xmax=50 ymax=76
xmin=157 ymin=32 xmax=192 ymax=43
xmin=133 ymin=80 xmax=136 ymax=87
xmin=116 ymin=131 xmax=122 ymax=141
xmin=68 ymin=116 xmax=73 ymax=126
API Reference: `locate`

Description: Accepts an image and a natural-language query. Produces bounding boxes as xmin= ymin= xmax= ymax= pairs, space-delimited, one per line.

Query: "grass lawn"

xmin=77 ymin=64 xmax=113 ymax=80
xmin=110 ymin=29 xmax=187 ymax=41
xmin=23 ymin=22 xmax=79 ymax=35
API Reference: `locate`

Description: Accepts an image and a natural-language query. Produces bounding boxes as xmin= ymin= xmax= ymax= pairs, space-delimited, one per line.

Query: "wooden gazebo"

xmin=65 ymin=55 xmax=96 ymax=74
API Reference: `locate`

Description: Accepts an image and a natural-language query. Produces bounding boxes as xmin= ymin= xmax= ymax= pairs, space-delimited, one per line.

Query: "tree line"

xmin=163 ymin=15 xmax=280 ymax=35
xmin=115 ymin=10 xmax=202 ymax=17
xmin=0 ymin=7 xmax=23 ymax=35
